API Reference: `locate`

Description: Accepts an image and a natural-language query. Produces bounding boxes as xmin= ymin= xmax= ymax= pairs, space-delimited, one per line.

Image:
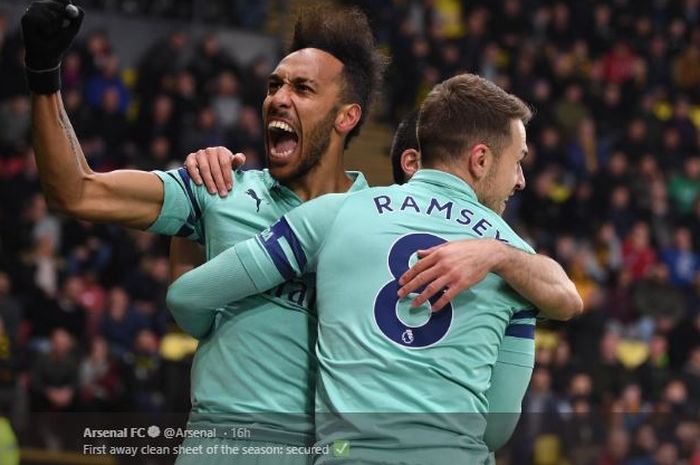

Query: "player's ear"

xmin=401 ymin=149 xmax=421 ymax=179
xmin=334 ymin=103 xmax=362 ymax=135
xmin=468 ymin=144 xmax=491 ymax=180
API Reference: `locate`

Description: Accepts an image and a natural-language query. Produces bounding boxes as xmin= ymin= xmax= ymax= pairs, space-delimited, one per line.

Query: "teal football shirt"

xmin=167 ymin=169 xmax=536 ymax=464
xmin=148 ymin=168 xmax=368 ymax=444
xmin=483 ymin=310 xmax=536 ymax=451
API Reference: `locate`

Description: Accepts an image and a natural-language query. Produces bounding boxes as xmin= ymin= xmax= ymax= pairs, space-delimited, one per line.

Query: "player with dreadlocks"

xmin=23 ymin=2 xmax=386 ymax=463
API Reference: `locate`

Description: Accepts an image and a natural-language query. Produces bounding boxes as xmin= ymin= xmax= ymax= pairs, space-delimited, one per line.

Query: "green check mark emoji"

xmin=332 ymin=440 xmax=350 ymax=457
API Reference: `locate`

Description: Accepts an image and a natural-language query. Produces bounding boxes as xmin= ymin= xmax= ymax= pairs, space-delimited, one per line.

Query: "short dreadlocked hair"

xmin=289 ymin=5 xmax=389 ymax=148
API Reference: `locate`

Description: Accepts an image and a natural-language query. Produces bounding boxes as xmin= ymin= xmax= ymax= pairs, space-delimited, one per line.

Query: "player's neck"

xmin=286 ymin=147 xmax=352 ymax=202
xmin=425 ymin=162 xmax=477 ymax=191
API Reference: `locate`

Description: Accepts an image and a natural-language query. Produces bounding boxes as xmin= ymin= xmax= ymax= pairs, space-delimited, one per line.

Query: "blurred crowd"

xmin=1 ymin=0 xmax=700 ymax=463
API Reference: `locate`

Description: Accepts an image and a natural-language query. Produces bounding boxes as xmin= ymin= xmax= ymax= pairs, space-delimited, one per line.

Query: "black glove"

xmin=21 ymin=0 xmax=84 ymax=94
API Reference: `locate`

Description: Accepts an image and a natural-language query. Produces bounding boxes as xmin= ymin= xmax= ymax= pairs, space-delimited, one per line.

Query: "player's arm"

xmin=166 ymin=242 xmax=268 ymax=338
xmin=483 ymin=359 xmax=531 ymax=451
xmin=166 ymin=194 xmax=347 ymax=338
xmin=491 ymin=243 xmax=583 ymax=320
xmin=33 ymin=94 xmax=166 ymax=229
xmin=169 ymin=239 xmax=205 ymax=283
xmin=483 ymin=312 xmax=536 ymax=451
xmin=23 ymin=2 xmax=167 ymax=229
xmin=398 ymin=239 xmax=583 ymax=320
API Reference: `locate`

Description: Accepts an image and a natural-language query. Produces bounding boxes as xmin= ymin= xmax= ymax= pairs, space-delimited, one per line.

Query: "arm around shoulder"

xmin=492 ymin=241 xmax=584 ymax=320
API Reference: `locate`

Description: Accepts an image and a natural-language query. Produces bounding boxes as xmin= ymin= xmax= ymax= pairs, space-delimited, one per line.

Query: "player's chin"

xmin=266 ymin=157 xmax=299 ymax=181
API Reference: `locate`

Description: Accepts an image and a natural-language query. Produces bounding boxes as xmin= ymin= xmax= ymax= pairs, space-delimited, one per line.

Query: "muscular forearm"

xmin=31 ymin=94 xmax=164 ymax=229
xmin=32 ymin=93 xmax=90 ymax=211
xmin=493 ymin=242 xmax=583 ymax=320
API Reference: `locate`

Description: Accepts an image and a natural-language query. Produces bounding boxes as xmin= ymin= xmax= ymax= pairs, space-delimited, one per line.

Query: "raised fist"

xmin=21 ymin=0 xmax=84 ymax=93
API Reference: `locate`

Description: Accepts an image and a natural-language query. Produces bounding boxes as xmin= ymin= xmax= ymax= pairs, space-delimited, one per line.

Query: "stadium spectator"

xmin=180 ymin=105 xmax=226 ymax=155
xmin=79 ymin=336 xmax=124 ymax=410
xmin=669 ymin=157 xmax=700 ymax=215
xmin=671 ymin=44 xmax=700 ymax=93
xmin=0 ymin=96 xmax=30 ymax=154
xmin=189 ymin=34 xmax=239 ymax=96
xmin=625 ymin=424 xmax=657 ymax=465
xmin=29 ymin=276 xmax=87 ymax=343
xmin=635 ymin=333 xmax=673 ymax=402
xmin=124 ymin=329 xmax=164 ymax=412
xmin=210 ymin=70 xmax=243 ymax=130
xmin=100 ymin=287 xmax=148 ymax=357
xmin=660 ymin=226 xmax=700 ymax=289
xmin=60 ymin=51 xmax=83 ymax=91
xmin=85 ymin=53 xmax=130 ymax=113
xmin=30 ymin=328 xmax=80 ymax=412
xmin=595 ymin=428 xmax=630 ymax=465
xmin=135 ymin=94 xmax=180 ymax=152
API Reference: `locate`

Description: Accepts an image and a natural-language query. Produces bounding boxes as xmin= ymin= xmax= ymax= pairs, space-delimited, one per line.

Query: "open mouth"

xmin=267 ymin=120 xmax=299 ymax=160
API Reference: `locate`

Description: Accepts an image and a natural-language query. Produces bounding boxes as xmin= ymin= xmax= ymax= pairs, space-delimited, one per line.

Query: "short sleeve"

xmin=147 ymin=168 xmax=210 ymax=242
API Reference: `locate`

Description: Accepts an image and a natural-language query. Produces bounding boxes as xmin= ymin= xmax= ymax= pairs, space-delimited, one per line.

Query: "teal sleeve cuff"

xmin=146 ymin=171 xmax=180 ymax=236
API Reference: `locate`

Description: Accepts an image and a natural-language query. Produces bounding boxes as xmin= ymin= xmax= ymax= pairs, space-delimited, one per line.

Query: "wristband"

xmin=25 ymin=63 xmax=62 ymax=94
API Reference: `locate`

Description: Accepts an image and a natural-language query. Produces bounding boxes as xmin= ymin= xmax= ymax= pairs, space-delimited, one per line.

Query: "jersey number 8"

xmin=374 ymin=233 xmax=454 ymax=349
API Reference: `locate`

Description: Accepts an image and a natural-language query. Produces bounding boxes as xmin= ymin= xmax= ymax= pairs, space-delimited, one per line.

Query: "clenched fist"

xmin=21 ymin=0 xmax=84 ymax=94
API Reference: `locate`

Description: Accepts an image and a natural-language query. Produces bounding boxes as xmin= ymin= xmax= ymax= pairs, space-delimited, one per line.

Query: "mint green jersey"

xmin=167 ymin=170 xmax=536 ymax=464
xmin=148 ymin=168 xmax=368 ymax=444
xmin=483 ymin=311 xmax=536 ymax=451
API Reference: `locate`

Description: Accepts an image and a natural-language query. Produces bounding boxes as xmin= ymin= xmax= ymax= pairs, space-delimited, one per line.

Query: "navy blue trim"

xmin=191 ymin=210 xmax=205 ymax=244
xmin=505 ymin=324 xmax=535 ymax=339
xmin=269 ymin=217 xmax=307 ymax=271
xmin=176 ymin=168 xmax=202 ymax=220
xmin=512 ymin=309 xmax=538 ymax=320
xmin=175 ymin=224 xmax=194 ymax=237
xmin=259 ymin=236 xmax=295 ymax=280
xmin=166 ymin=171 xmax=179 ymax=184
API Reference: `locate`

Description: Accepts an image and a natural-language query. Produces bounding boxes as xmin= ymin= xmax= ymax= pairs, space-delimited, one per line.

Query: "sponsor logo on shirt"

xmin=246 ymin=189 xmax=263 ymax=212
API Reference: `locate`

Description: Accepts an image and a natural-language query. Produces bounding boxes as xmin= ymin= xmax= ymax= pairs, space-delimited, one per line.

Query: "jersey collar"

xmin=408 ymin=169 xmax=479 ymax=203
xmin=346 ymin=171 xmax=369 ymax=192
